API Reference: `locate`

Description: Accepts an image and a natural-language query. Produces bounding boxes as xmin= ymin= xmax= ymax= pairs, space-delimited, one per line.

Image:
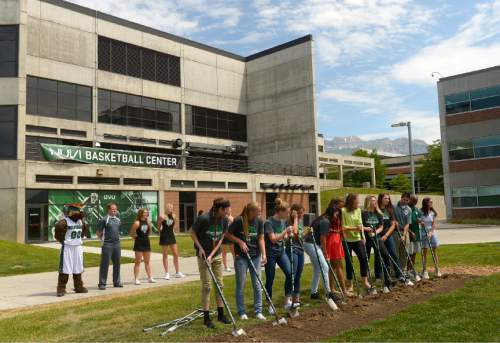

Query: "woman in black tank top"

xmin=157 ymin=203 xmax=185 ymax=280
xmin=129 ymin=208 xmax=155 ymax=285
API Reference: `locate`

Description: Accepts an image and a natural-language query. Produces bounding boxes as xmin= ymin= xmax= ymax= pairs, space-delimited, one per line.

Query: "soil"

xmin=206 ymin=267 xmax=499 ymax=343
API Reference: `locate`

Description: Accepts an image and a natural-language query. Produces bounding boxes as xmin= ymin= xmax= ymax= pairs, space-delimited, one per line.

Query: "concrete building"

xmin=381 ymin=154 xmax=426 ymax=191
xmin=0 ymin=0 xmax=321 ymax=243
xmin=437 ymin=66 xmax=500 ymax=219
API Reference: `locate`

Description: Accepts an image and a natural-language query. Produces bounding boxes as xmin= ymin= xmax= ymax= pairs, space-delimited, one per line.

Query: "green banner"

xmin=47 ymin=190 xmax=158 ymax=241
xmin=41 ymin=143 xmax=181 ymax=169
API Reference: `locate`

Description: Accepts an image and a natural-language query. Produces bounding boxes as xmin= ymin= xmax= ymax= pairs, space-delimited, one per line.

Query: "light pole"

xmin=391 ymin=121 xmax=416 ymax=194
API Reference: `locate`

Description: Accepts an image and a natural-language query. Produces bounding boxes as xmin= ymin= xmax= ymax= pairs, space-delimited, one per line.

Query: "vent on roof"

xmin=77 ymin=177 xmax=120 ymax=185
xmin=228 ymin=182 xmax=247 ymax=189
xmin=36 ymin=175 xmax=73 ymax=184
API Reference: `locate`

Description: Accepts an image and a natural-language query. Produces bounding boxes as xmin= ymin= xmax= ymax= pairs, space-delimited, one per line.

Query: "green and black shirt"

xmin=228 ymin=216 xmax=264 ymax=258
xmin=192 ymin=212 xmax=228 ymax=257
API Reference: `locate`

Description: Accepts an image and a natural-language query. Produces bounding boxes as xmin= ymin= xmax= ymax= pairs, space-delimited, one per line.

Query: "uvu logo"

xmin=103 ymin=194 xmax=116 ymax=200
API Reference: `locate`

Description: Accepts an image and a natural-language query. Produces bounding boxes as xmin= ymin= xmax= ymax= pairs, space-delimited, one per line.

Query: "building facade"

xmin=381 ymin=154 xmax=426 ymax=192
xmin=438 ymin=66 xmax=500 ymax=219
xmin=0 ymin=0 xmax=320 ymax=243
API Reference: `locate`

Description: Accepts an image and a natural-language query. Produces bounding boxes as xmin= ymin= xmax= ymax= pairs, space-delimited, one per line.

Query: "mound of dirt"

xmin=207 ymin=273 xmax=480 ymax=342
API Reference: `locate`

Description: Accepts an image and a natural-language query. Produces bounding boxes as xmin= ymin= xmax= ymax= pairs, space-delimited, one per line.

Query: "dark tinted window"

xmin=446 ymin=84 xmax=500 ymax=115
xmin=26 ymin=76 xmax=92 ymax=122
xmin=98 ymin=36 xmax=180 ymax=87
xmin=185 ymin=105 xmax=247 ymax=142
xmin=98 ymin=89 xmax=180 ymax=132
xmin=0 ymin=106 xmax=17 ymax=159
xmin=0 ymin=25 xmax=18 ymax=77
xmin=25 ymin=135 xmax=91 ymax=161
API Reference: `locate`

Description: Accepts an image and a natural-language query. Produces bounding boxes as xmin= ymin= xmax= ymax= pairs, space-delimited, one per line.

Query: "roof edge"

xmin=245 ymin=35 xmax=313 ymax=61
xmin=438 ymin=64 xmax=500 ymax=83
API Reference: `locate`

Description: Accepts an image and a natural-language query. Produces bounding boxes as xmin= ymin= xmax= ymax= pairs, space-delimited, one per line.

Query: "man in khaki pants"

xmin=190 ymin=198 xmax=232 ymax=329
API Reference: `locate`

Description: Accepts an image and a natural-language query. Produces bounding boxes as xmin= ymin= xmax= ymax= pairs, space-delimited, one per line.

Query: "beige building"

xmin=0 ymin=0 xmax=321 ymax=242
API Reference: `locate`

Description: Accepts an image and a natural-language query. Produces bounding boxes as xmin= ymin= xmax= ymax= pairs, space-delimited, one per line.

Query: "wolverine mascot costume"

xmin=55 ymin=203 xmax=89 ymax=297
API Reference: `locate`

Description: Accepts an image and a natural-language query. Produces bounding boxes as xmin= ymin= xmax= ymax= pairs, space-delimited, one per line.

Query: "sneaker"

xmin=345 ymin=290 xmax=356 ymax=298
xmin=134 ymin=279 xmax=141 ymax=285
xmin=256 ymin=313 xmax=266 ymax=321
xmin=422 ymin=271 xmax=430 ymax=280
xmin=148 ymin=278 xmax=156 ymax=283
xmin=382 ymin=286 xmax=390 ymax=294
xmin=436 ymin=271 xmax=443 ymax=277
xmin=413 ymin=271 xmax=422 ymax=282
xmin=98 ymin=285 xmax=106 ymax=290
xmin=310 ymin=292 xmax=320 ymax=300
xmin=328 ymin=292 xmax=342 ymax=303
xmin=284 ymin=302 xmax=292 ymax=311
xmin=224 ymin=267 xmax=232 ymax=272
xmin=240 ymin=314 xmax=249 ymax=320
xmin=175 ymin=272 xmax=185 ymax=278
xmin=405 ymin=279 xmax=414 ymax=286
xmin=292 ymin=302 xmax=301 ymax=309
xmin=268 ymin=305 xmax=275 ymax=315
xmin=218 ymin=315 xmax=231 ymax=324
xmin=164 ymin=273 xmax=170 ymax=280
xmin=113 ymin=283 xmax=123 ymax=288
xmin=367 ymin=287 xmax=378 ymax=295
xmin=204 ymin=318 xmax=215 ymax=329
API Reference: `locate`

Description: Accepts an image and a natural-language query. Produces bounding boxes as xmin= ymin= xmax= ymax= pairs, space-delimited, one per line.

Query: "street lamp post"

xmin=391 ymin=121 xmax=416 ymax=194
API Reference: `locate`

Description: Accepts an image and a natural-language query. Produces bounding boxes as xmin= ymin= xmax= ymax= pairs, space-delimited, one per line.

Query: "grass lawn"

xmin=328 ymin=273 xmax=500 ymax=342
xmin=0 ymin=242 xmax=497 ymax=342
xmin=450 ymin=217 xmax=500 ymax=226
xmin=83 ymin=234 xmax=196 ymax=257
xmin=0 ymin=240 xmax=134 ymax=277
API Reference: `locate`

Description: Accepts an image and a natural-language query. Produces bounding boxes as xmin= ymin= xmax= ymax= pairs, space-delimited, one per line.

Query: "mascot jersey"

xmin=64 ymin=217 xmax=84 ymax=246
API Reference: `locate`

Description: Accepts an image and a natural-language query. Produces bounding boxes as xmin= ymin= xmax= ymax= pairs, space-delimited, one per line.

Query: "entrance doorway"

xmin=179 ymin=192 xmax=197 ymax=232
xmin=26 ymin=205 xmax=48 ymax=242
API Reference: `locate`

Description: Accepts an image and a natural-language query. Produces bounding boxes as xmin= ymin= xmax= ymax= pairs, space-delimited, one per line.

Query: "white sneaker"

xmin=164 ymin=273 xmax=170 ymax=280
xmin=284 ymin=303 xmax=292 ymax=311
xmin=382 ymin=286 xmax=390 ymax=294
xmin=256 ymin=313 xmax=266 ymax=321
xmin=268 ymin=305 xmax=275 ymax=315
xmin=148 ymin=278 xmax=156 ymax=283
xmin=436 ymin=271 xmax=443 ymax=277
xmin=422 ymin=271 xmax=430 ymax=280
xmin=414 ymin=272 xmax=422 ymax=282
xmin=405 ymin=279 xmax=414 ymax=286
xmin=134 ymin=279 xmax=141 ymax=285
xmin=240 ymin=314 xmax=248 ymax=320
xmin=175 ymin=272 xmax=185 ymax=278
xmin=225 ymin=267 xmax=232 ymax=272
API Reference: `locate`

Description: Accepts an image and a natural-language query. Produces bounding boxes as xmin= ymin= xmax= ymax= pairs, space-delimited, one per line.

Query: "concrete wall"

xmin=246 ymin=41 xmax=317 ymax=172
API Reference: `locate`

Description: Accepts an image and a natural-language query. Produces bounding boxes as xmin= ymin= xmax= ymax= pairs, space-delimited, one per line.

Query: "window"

xmin=25 ymin=135 xmax=91 ymax=161
xmin=98 ymin=89 xmax=181 ymax=132
xmin=197 ymin=181 xmax=226 ymax=189
xmin=478 ymin=185 xmax=500 ymax=207
xmin=185 ymin=105 xmax=247 ymax=142
xmin=98 ymin=36 xmax=181 ymax=87
xmin=452 ymin=185 xmax=500 ymax=208
xmin=449 ymin=134 xmax=500 ymax=161
xmin=452 ymin=187 xmax=478 ymax=208
xmin=0 ymin=25 xmax=18 ymax=77
xmin=26 ymin=76 xmax=92 ymax=122
xmin=445 ymin=84 xmax=500 ymax=115
xmin=0 ymin=106 xmax=17 ymax=159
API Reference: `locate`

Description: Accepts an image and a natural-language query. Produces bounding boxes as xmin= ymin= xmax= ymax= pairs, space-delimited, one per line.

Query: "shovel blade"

xmin=326 ymin=298 xmax=339 ymax=311
xmin=232 ymin=328 xmax=246 ymax=337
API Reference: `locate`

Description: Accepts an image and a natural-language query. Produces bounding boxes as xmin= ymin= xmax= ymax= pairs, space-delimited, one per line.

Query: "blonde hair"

xmin=364 ymin=195 xmax=382 ymax=215
xmin=274 ymin=198 xmax=289 ymax=213
xmin=240 ymin=202 xmax=260 ymax=238
xmin=165 ymin=203 xmax=176 ymax=220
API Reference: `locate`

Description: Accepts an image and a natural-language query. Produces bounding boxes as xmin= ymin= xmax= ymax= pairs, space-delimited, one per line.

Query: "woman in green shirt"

xmin=341 ymin=193 xmax=371 ymax=295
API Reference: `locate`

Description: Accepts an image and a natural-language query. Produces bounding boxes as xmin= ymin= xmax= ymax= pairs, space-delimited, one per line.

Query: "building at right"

xmin=438 ymin=66 xmax=500 ymax=219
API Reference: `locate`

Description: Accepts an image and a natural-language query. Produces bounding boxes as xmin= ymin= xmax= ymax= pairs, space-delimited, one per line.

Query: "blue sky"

xmin=72 ymin=0 xmax=500 ymax=143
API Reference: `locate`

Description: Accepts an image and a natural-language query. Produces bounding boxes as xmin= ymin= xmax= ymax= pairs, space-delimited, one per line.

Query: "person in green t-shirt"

xmin=341 ymin=193 xmax=371 ymax=296
xmin=408 ymin=195 xmax=422 ymax=279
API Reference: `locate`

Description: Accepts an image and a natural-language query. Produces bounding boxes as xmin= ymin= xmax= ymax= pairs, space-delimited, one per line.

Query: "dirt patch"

xmin=441 ymin=265 xmax=500 ymax=276
xmin=207 ymin=273 xmax=487 ymax=342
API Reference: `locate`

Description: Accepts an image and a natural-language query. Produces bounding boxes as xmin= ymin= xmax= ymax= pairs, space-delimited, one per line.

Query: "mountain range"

xmin=324 ymin=136 xmax=429 ymax=156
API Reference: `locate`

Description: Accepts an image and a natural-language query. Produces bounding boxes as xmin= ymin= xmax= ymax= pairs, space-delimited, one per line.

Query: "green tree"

xmin=343 ymin=149 xmax=386 ymax=187
xmin=416 ymin=140 xmax=444 ymax=193
xmin=390 ymin=174 xmax=412 ymax=193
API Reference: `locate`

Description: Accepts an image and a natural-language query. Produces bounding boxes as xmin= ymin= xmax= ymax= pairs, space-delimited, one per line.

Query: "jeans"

xmin=369 ymin=236 xmax=392 ymax=286
xmin=99 ymin=243 xmax=121 ymax=286
xmin=343 ymin=240 xmax=369 ymax=280
xmin=365 ymin=236 xmax=382 ymax=279
xmin=383 ymin=235 xmax=403 ymax=278
xmin=265 ymin=251 xmax=292 ymax=298
xmin=286 ymin=248 xmax=304 ymax=297
xmin=234 ymin=255 xmax=263 ymax=316
xmin=303 ymin=242 xmax=330 ymax=294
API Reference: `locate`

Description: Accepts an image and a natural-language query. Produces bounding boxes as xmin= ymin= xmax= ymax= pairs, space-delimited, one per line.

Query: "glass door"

xmin=26 ymin=205 xmax=48 ymax=242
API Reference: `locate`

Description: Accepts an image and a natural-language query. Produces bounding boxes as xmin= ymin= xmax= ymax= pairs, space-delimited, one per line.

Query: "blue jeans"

xmin=286 ymin=248 xmax=304 ymax=297
xmin=265 ymin=251 xmax=292 ymax=298
xmin=383 ymin=235 xmax=403 ymax=278
xmin=303 ymin=242 xmax=330 ymax=294
xmin=234 ymin=255 xmax=262 ymax=316
xmin=365 ymin=237 xmax=381 ymax=279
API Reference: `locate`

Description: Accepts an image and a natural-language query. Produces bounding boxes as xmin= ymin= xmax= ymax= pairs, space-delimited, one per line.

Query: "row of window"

xmin=98 ymin=89 xmax=181 ymax=132
xmin=445 ymin=84 xmax=500 ymax=115
xmin=448 ymin=134 xmax=500 ymax=161
xmin=185 ymin=105 xmax=247 ymax=142
xmin=27 ymin=76 xmax=92 ymax=122
xmin=0 ymin=25 xmax=18 ymax=77
xmin=452 ymin=185 xmax=500 ymax=208
xmin=0 ymin=106 xmax=17 ymax=159
xmin=98 ymin=36 xmax=180 ymax=87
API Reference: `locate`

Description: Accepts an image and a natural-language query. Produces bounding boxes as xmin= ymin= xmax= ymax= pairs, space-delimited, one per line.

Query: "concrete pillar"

xmin=339 ymin=165 xmax=343 ymax=184
xmin=371 ymin=167 xmax=377 ymax=187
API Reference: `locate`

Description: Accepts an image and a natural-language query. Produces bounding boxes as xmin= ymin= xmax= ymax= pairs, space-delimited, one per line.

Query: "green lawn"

xmin=0 ymin=243 xmax=497 ymax=342
xmin=0 ymin=240 xmax=134 ymax=277
xmin=328 ymin=273 xmax=500 ymax=342
xmin=450 ymin=217 xmax=500 ymax=226
xmin=83 ymin=234 xmax=196 ymax=257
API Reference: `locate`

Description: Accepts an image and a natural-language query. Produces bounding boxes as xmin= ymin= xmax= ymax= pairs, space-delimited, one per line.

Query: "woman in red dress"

xmin=326 ymin=198 xmax=346 ymax=295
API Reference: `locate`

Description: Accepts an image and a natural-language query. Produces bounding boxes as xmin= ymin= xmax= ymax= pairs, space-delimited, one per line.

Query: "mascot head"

xmin=64 ymin=203 xmax=85 ymax=221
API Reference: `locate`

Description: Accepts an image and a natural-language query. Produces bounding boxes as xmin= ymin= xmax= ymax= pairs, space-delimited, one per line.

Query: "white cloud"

xmin=393 ymin=0 xmax=500 ymax=86
xmin=320 ymin=88 xmax=381 ymax=105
